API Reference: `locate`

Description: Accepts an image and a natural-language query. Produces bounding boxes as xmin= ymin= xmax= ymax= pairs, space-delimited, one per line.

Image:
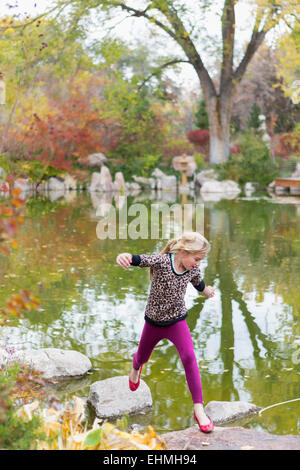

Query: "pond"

xmin=1 ymin=189 xmax=300 ymax=435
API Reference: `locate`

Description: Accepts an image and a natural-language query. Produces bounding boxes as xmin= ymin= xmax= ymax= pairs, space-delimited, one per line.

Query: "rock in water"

xmin=88 ymin=376 xmax=152 ymax=419
xmin=204 ymin=400 xmax=261 ymax=425
xmin=1 ymin=348 xmax=92 ymax=380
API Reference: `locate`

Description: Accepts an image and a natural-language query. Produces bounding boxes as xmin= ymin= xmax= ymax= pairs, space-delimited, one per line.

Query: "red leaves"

xmin=187 ymin=129 xmax=210 ymax=145
xmin=187 ymin=129 xmax=210 ymax=156
xmin=20 ymin=88 xmax=109 ymax=170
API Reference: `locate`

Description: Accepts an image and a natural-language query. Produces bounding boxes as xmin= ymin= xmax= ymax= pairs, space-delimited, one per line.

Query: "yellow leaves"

xmin=83 ymin=422 xmax=167 ymax=451
xmin=201 ymin=441 xmax=210 ymax=446
xmin=20 ymin=396 xmax=167 ymax=450
xmin=275 ymin=23 xmax=300 ymax=99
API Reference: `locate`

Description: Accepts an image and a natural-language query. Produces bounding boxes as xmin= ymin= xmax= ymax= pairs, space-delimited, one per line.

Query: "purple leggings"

xmin=133 ymin=320 xmax=203 ymax=404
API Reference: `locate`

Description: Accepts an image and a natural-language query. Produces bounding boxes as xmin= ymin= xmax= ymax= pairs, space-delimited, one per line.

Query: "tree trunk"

xmin=113 ymin=1 xmax=268 ymax=165
xmin=204 ymin=91 xmax=233 ymax=165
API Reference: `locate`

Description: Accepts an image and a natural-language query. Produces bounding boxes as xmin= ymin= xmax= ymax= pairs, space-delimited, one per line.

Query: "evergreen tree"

xmin=247 ymin=103 xmax=261 ymax=131
xmin=194 ymin=99 xmax=209 ymax=130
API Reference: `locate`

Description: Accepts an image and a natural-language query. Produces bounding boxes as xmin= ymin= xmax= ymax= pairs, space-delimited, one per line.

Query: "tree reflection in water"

xmin=0 ymin=192 xmax=299 ymax=435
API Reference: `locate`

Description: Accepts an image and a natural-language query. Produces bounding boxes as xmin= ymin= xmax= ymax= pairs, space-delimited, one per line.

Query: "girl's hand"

xmin=116 ymin=253 xmax=132 ymax=269
xmin=203 ymin=285 xmax=216 ymax=298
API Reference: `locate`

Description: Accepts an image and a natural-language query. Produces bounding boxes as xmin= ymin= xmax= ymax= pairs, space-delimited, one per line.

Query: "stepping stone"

xmin=88 ymin=376 xmax=152 ymax=420
xmin=204 ymin=400 xmax=261 ymax=425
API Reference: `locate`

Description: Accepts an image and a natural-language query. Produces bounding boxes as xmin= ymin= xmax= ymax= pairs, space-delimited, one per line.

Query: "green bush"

xmin=216 ymin=131 xmax=279 ymax=187
xmin=193 ymin=152 xmax=205 ymax=169
xmin=0 ymin=361 xmax=46 ymax=450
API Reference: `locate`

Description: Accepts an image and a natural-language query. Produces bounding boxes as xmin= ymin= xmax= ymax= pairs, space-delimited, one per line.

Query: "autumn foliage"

xmin=272 ymin=132 xmax=300 ymax=158
xmin=9 ymin=74 xmax=120 ymax=172
xmin=187 ymin=129 xmax=210 ymax=156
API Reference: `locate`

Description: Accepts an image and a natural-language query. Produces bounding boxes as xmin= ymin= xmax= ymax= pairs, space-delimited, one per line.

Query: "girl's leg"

xmin=132 ymin=321 xmax=164 ymax=374
xmin=165 ymin=320 xmax=211 ymax=426
xmin=165 ymin=320 xmax=204 ymax=404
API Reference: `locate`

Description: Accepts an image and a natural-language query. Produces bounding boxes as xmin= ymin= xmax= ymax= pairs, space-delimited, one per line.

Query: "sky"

xmin=1 ymin=0 xmax=285 ymax=90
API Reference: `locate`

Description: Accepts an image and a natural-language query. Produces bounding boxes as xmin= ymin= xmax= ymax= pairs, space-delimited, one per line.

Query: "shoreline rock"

xmin=162 ymin=425 xmax=300 ymax=450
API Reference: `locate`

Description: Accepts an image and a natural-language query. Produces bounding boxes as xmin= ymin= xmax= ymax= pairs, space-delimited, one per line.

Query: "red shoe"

xmin=194 ymin=411 xmax=214 ymax=433
xmin=129 ymin=366 xmax=143 ymax=391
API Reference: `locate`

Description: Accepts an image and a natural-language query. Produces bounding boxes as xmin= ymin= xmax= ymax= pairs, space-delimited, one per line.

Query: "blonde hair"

xmin=150 ymin=232 xmax=210 ymax=279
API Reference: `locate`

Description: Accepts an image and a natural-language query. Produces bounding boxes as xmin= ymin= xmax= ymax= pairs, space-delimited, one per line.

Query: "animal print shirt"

xmin=130 ymin=253 xmax=206 ymax=326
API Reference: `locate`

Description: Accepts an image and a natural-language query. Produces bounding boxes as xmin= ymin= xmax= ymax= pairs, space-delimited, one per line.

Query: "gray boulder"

xmin=113 ymin=171 xmax=126 ymax=192
xmin=132 ymin=175 xmax=156 ymax=190
xmin=90 ymin=166 xmax=114 ymax=192
xmin=47 ymin=177 xmax=65 ymax=192
xmin=1 ymin=348 xmax=92 ymax=380
xmin=88 ymin=376 xmax=152 ymax=420
xmin=151 ymin=168 xmax=177 ymax=191
xmin=194 ymin=169 xmax=217 ymax=188
xmin=80 ymin=153 xmax=107 ymax=167
xmin=204 ymin=400 xmax=261 ymax=425
xmin=200 ymin=180 xmax=240 ymax=194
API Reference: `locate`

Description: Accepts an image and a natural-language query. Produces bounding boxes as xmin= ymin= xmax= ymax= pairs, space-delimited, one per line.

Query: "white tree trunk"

xmin=206 ymin=94 xmax=232 ymax=164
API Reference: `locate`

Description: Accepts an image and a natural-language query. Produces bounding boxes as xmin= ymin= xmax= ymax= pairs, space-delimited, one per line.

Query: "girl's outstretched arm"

xmin=202 ymin=285 xmax=216 ymax=298
xmin=116 ymin=253 xmax=132 ymax=269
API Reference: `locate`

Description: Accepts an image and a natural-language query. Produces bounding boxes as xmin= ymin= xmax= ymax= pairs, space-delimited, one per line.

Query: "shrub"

xmin=216 ymin=131 xmax=279 ymax=187
xmin=193 ymin=152 xmax=205 ymax=169
xmin=187 ymin=129 xmax=210 ymax=146
xmin=187 ymin=129 xmax=210 ymax=157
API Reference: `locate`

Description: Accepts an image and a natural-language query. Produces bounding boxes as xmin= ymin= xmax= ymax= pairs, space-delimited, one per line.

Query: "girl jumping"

xmin=116 ymin=231 xmax=215 ymax=433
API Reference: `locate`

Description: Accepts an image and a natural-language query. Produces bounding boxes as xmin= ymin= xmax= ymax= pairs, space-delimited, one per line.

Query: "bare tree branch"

xmin=137 ymin=58 xmax=191 ymax=90
xmin=110 ymin=1 xmax=216 ymax=99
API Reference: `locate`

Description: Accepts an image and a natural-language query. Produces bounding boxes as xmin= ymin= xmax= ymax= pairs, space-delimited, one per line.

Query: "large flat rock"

xmin=88 ymin=376 xmax=152 ymax=420
xmin=0 ymin=348 xmax=92 ymax=380
xmin=162 ymin=425 xmax=300 ymax=450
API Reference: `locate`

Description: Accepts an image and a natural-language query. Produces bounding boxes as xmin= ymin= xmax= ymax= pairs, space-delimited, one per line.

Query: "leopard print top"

xmin=131 ymin=253 xmax=205 ymax=326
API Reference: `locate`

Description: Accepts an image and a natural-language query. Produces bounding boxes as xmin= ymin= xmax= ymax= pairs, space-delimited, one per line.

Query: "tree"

xmin=247 ymin=102 xmax=261 ymax=131
xmin=51 ymin=0 xmax=299 ymax=164
xmin=275 ymin=22 xmax=300 ymax=103
xmin=0 ymin=14 xmax=94 ymax=155
xmin=194 ymin=99 xmax=209 ymax=130
xmin=231 ymin=44 xmax=300 ymax=136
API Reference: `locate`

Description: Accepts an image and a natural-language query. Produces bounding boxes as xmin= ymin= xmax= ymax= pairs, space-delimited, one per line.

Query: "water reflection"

xmin=0 ymin=190 xmax=299 ymax=435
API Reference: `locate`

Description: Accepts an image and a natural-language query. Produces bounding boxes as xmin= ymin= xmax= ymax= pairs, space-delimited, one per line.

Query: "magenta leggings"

xmin=133 ymin=319 xmax=203 ymax=404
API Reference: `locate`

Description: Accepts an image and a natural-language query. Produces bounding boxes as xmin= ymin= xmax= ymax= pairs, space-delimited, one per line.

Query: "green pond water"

xmin=1 ymin=190 xmax=300 ymax=435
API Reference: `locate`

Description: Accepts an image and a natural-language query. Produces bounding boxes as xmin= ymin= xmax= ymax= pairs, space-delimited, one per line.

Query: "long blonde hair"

xmin=150 ymin=232 xmax=210 ymax=279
